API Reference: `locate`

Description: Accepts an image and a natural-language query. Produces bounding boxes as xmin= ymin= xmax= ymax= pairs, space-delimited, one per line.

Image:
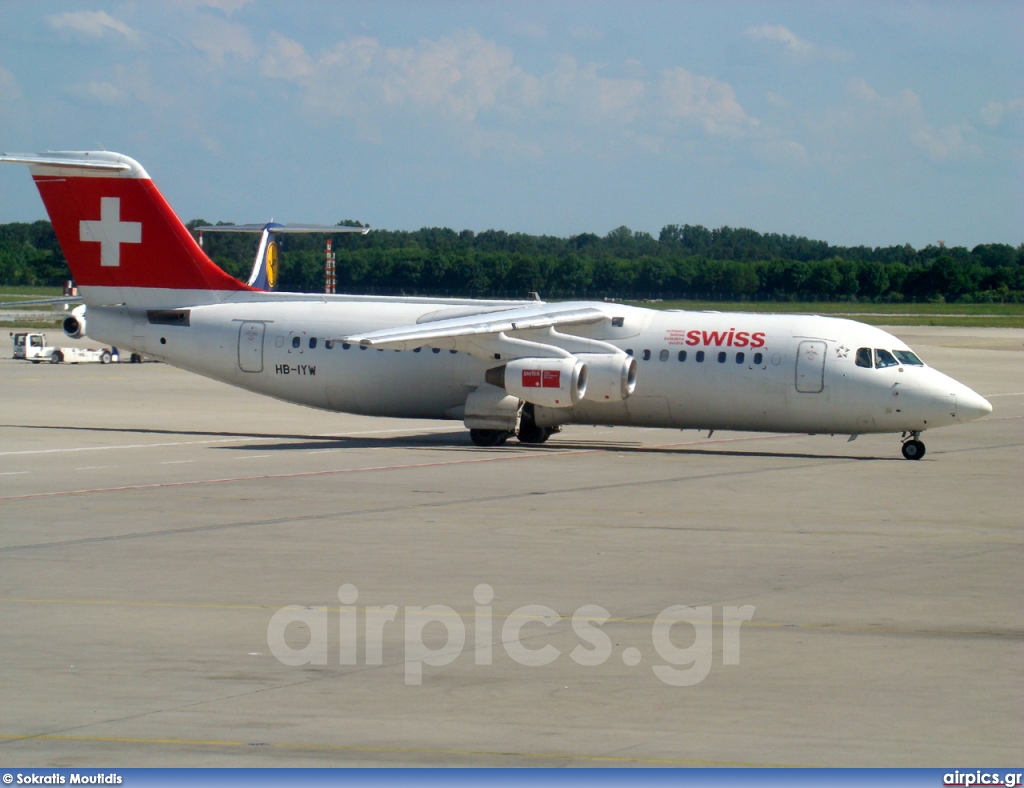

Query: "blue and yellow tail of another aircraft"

xmin=198 ymin=222 xmax=367 ymax=292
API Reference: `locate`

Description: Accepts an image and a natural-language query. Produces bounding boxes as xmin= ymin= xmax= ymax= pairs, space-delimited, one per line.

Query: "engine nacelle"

xmin=63 ymin=307 xmax=86 ymax=339
xmin=580 ymin=353 xmax=636 ymax=402
xmin=489 ymin=357 xmax=587 ymax=408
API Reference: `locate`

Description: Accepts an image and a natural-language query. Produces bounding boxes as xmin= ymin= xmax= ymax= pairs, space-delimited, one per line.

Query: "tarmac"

xmin=0 ymin=325 xmax=1021 ymax=767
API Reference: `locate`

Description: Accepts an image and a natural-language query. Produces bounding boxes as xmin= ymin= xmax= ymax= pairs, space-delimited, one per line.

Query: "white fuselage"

xmin=80 ymin=290 xmax=990 ymax=437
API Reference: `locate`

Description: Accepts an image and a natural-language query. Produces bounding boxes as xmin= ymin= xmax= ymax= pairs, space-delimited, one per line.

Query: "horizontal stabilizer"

xmin=197 ymin=223 xmax=368 ymax=234
xmin=0 ymin=296 xmax=81 ymax=308
xmin=0 ymin=152 xmax=132 ymax=172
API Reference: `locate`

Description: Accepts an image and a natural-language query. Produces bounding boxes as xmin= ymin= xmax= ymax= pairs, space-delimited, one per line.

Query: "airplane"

xmin=0 ymin=150 xmax=992 ymax=459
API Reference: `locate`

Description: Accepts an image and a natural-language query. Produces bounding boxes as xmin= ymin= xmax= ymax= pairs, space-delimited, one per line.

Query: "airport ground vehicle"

xmin=11 ymin=331 xmax=135 ymax=364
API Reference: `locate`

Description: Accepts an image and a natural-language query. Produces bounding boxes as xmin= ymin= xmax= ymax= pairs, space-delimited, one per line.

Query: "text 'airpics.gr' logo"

xmin=267 ymin=584 xmax=756 ymax=686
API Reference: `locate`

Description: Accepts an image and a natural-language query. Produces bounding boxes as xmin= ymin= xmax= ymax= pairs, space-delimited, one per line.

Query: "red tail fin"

xmin=2 ymin=152 xmax=250 ymax=295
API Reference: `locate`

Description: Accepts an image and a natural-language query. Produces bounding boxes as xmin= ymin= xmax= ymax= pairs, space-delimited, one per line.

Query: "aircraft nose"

xmin=958 ymin=388 xmax=993 ymax=422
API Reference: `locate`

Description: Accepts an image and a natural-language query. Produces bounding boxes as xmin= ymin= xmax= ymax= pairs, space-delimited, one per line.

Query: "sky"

xmin=0 ymin=1 xmax=1021 ymax=249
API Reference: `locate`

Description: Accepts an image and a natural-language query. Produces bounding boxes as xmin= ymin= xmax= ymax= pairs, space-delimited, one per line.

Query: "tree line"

xmin=2 ymin=218 xmax=1022 ymax=304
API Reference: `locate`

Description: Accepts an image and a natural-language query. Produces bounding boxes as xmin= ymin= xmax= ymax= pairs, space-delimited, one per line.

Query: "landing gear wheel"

xmin=516 ymin=421 xmax=551 ymax=444
xmin=470 ymin=429 xmax=508 ymax=447
xmin=516 ymin=403 xmax=553 ymax=445
xmin=901 ymin=439 xmax=925 ymax=460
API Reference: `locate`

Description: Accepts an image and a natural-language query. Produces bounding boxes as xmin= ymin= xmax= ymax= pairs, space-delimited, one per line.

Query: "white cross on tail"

xmin=80 ymin=197 xmax=142 ymax=267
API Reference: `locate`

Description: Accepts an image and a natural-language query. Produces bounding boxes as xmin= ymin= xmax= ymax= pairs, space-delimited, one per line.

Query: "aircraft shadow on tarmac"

xmin=3 ymin=423 xmax=900 ymax=461
xmin=216 ymin=438 xmax=901 ymax=461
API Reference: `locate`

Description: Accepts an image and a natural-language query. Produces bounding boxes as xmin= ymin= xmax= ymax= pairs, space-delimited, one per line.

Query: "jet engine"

xmin=580 ymin=353 xmax=637 ymax=402
xmin=486 ymin=357 xmax=587 ymax=408
xmin=63 ymin=306 xmax=86 ymax=339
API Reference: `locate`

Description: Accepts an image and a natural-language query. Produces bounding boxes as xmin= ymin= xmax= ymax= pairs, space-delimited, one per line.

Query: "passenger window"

xmin=450 ymin=349 xmax=457 ymax=354
xmin=717 ymin=351 xmax=726 ymax=363
xmin=696 ymin=351 xmax=705 ymax=363
xmin=432 ymin=348 xmax=441 ymax=354
xmin=309 ymin=337 xmax=317 ymax=349
xmin=611 ymin=317 xmax=624 ymax=327
xmin=414 ymin=347 xmax=422 ymax=353
xmin=753 ymin=352 xmax=763 ymax=365
xmin=893 ymin=349 xmax=924 ymax=366
xmin=342 ymin=342 xmax=351 ymax=350
xmin=292 ymin=336 xmax=300 ymax=348
xmin=875 ymin=349 xmax=899 ymax=369
xmin=642 ymin=349 xmax=651 ymax=361
xmin=855 ymin=347 xmax=872 ymax=368
xmin=678 ymin=350 xmax=687 ymax=362
xmin=325 ymin=340 xmax=333 ymax=349
xmin=736 ymin=352 xmax=744 ymax=364
xmin=659 ymin=349 xmax=669 ymax=362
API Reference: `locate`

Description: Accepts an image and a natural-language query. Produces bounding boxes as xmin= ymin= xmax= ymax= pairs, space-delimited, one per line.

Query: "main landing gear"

xmin=901 ymin=431 xmax=926 ymax=460
xmin=468 ymin=405 xmax=558 ymax=447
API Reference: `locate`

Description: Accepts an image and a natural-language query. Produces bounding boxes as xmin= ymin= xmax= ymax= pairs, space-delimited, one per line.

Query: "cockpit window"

xmin=875 ymin=349 xmax=899 ymax=369
xmin=855 ymin=347 xmax=872 ymax=368
xmin=893 ymin=349 xmax=924 ymax=366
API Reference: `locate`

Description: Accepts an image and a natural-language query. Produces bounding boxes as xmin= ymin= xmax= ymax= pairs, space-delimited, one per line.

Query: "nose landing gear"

xmin=901 ymin=431 xmax=926 ymax=460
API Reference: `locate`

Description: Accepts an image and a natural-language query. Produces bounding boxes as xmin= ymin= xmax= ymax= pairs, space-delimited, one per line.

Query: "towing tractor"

xmin=11 ymin=331 xmax=132 ymax=364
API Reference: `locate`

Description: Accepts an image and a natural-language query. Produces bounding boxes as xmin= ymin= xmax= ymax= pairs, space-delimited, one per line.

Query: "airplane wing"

xmin=339 ymin=304 xmax=609 ymax=352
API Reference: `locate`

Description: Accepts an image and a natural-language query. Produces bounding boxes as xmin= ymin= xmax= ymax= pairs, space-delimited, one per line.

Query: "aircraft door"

xmin=238 ymin=321 xmax=265 ymax=373
xmin=795 ymin=340 xmax=826 ymax=393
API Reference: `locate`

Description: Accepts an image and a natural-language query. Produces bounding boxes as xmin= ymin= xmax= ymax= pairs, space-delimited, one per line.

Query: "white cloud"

xmin=67 ymin=80 xmax=128 ymax=105
xmin=0 ymin=64 xmax=21 ymax=102
xmin=980 ymin=99 xmax=1024 ymax=137
xmin=659 ymin=68 xmax=757 ymax=135
xmin=382 ymin=31 xmax=519 ymax=122
xmin=745 ymin=24 xmax=850 ymax=62
xmin=167 ymin=0 xmax=253 ymax=13
xmin=753 ymin=138 xmax=809 ymax=167
xmin=46 ymin=10 xmax=138 ymax=42
xmin=511 ymin=21 xmax=547 ymax=40
xmin=262 ymin=31 xmax=522 ymax=124
xmin=569 ymin=26 xmax=605 ymax=43
xmin=258 ymin=30 xmax=755 ymax=155
xmin=189 ymin=15 xmax=257 ymax=65
xmin=846 ymin=77 xmax=971 ymax=160
xmin=65 ymin=64 xmax=173 ymax=110
xmin=745 ymin=24 xmax=814 ymax=54
xmin=260 ymin=34 xmax=316 ymax=80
